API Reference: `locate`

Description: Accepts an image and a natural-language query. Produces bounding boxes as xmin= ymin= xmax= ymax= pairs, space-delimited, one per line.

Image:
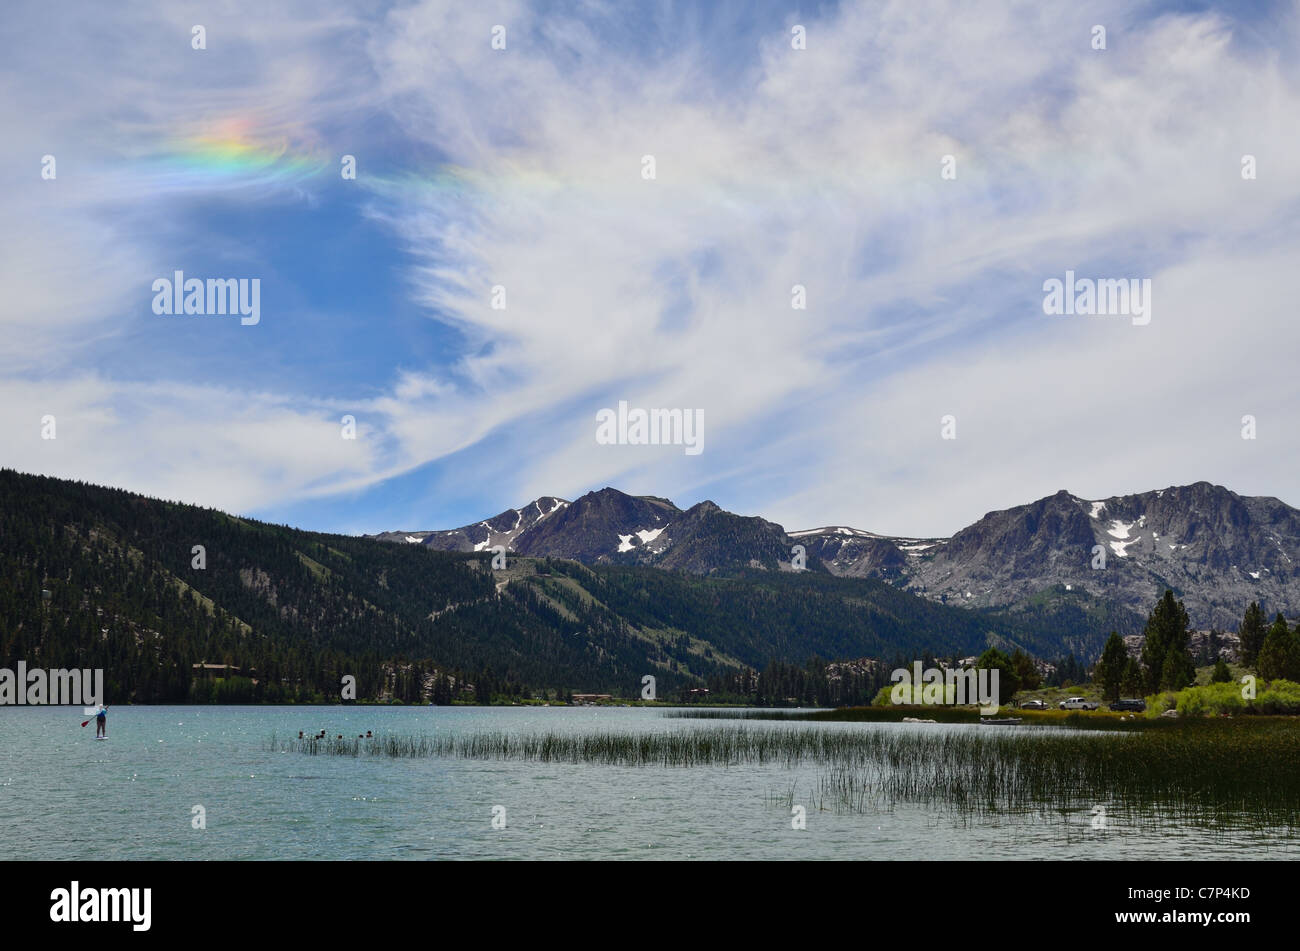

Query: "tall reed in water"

xmin=270 ymin=719 xmax=1300 ymax=826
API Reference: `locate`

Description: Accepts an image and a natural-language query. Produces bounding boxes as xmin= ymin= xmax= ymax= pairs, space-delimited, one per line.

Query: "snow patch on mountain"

xmin=537 ymin=499 xmax=567 ymax=518
xmin=789 ymin=526 xmax=880 ymax=539
xmin=1108 ymin=520 xmax=1135 ymax=540
xmin=618 ymin=526 xmax=667 ymax=552
xmin=1110 ymin=536 xmax=1140 ymax=557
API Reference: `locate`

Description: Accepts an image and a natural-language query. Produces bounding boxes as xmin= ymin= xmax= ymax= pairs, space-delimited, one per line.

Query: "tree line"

xmin=1092 ymin=591 xmax=1299 ymax=701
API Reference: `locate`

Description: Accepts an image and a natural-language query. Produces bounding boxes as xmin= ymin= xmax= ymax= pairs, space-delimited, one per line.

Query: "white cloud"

xmin=3 ymin=0 xmax=1300 ymax=534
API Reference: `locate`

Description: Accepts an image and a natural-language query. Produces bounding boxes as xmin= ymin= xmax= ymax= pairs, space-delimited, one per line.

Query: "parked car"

xmin=1058 ymin=696 xmax=1099 ymax=710
xmin=1109 ymin=698 xmax=1147 ymax=712
xmin=1020 ymin=699 xmax=1049 ymax=710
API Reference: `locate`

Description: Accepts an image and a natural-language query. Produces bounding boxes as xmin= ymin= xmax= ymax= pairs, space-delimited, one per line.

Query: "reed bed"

xmin=270 ymin=720 xmax=1300 ymax=825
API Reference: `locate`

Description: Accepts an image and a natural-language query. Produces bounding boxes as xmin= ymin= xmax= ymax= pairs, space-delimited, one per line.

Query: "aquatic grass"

xmin=815 ymin=720 xmax=1300 ymax=829
xmin=269 ymin=719 xmax=1300 ymax=829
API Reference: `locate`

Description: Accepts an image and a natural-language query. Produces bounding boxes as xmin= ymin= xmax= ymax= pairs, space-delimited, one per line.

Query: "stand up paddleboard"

xmin=84 ymin=707 xmax=107 ymax=739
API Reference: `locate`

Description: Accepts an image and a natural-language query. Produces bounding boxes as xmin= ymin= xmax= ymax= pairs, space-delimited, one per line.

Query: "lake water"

xmin=1 ymin=705 xmax=1295 ymax=860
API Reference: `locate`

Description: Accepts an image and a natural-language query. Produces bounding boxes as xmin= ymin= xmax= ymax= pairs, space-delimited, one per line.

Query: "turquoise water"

xmin=1 ymin=705 xmax=1295 ymax=860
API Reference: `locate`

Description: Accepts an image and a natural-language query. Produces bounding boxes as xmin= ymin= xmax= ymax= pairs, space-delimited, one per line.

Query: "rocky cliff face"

xmin=370 ymin=496 xmax=569 ymax=552
xmin=868 ymin=482 xmax=1300 ymax=629
xmin=375 ymin=481 xmax=1300 ymax=629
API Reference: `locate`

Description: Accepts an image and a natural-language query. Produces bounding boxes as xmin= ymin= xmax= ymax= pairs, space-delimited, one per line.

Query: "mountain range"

xmin=3 ymin=468 xmax=1089 ymax=703
xmin=375 ymin=482 xmax=1300 ymax=631
xmin=2 ymin=467 xmax=1288 ymax=703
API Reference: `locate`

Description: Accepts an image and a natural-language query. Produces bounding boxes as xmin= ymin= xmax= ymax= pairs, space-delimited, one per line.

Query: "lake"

xmin=2 ymin=705 xmax=1296 ymax=859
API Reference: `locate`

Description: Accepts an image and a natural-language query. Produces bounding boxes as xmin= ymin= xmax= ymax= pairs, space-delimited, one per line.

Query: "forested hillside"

xmin=0 ymin=469 xmax=1118 ymax=703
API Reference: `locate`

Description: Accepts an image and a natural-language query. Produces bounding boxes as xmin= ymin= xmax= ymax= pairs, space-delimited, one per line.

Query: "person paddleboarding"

xmin=94 ymin=704 xmax=107 ymax=738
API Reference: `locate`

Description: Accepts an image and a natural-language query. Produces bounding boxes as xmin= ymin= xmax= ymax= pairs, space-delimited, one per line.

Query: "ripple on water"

xmin=1 ymin=705 xmax=1295 ymax=860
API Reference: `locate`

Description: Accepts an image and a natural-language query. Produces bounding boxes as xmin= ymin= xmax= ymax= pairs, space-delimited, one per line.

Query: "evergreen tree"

xmin=975 ymin=647 xmax=1020 ymax=705
xmin=1120 ymin=657 xmax=1145 ymax=697
xmin=1046 ymin=653 xmax=1086 ymax=687
xmin=431 ymin=672 xmax=453 ymax=705
xmin=1094 ymin=632 xmax=1128 ymax=701
xmin=1291 ymin=622 xmax=1300 ymax=682
xmin=1211 ymin=657 xmax=1233 ymax=683
xmin=1238 ymin=601 xmax=1266 ymax=668
xmin=1257 ymin=613 xmax=1293 ymax=681
xmin=1160 ymin=645 xmax=1195 ymax=692
xmin=1139 ymin=590 xmax=1192 ymax=692
xmin=1011 ymin=649 xmax=1041 ymax=691
xmin=1204 ymin=630 xmax=1223 ymax=667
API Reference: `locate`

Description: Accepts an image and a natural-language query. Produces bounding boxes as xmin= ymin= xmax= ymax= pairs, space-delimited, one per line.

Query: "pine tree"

xmin=1094 ymin=632 xmax=1128 ymax=701
xmin=1160 ymin=645 xmax=1195 ymax=692
xmin=1211 ymin=657 xmax=1232 ymax=683
xmin=1120 ymin=657 xmax=1145 ymax=697
xmin=1011 ymin=649 xmax=1041 ymax=691
xmin=975 ymin=647 xmax=1020 ymax=705
xmin=1139 ymin=590 xmax=1192 ymax=692
xmin=1257 ymin=613 xmax=1293 ymax=681
xmin=1238 ymin=601 xmax=1266 ymax=668
xmin=1291 ymin=622 xmax=1300 ymax=682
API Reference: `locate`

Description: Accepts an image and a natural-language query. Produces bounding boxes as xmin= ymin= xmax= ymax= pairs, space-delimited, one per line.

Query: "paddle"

xmin=81 ymin=706 xmax=106 ymax=727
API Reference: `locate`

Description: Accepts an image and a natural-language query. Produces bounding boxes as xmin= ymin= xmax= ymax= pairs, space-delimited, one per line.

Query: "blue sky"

xmin=3 ymin=0 xmax=1299 ymax=538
